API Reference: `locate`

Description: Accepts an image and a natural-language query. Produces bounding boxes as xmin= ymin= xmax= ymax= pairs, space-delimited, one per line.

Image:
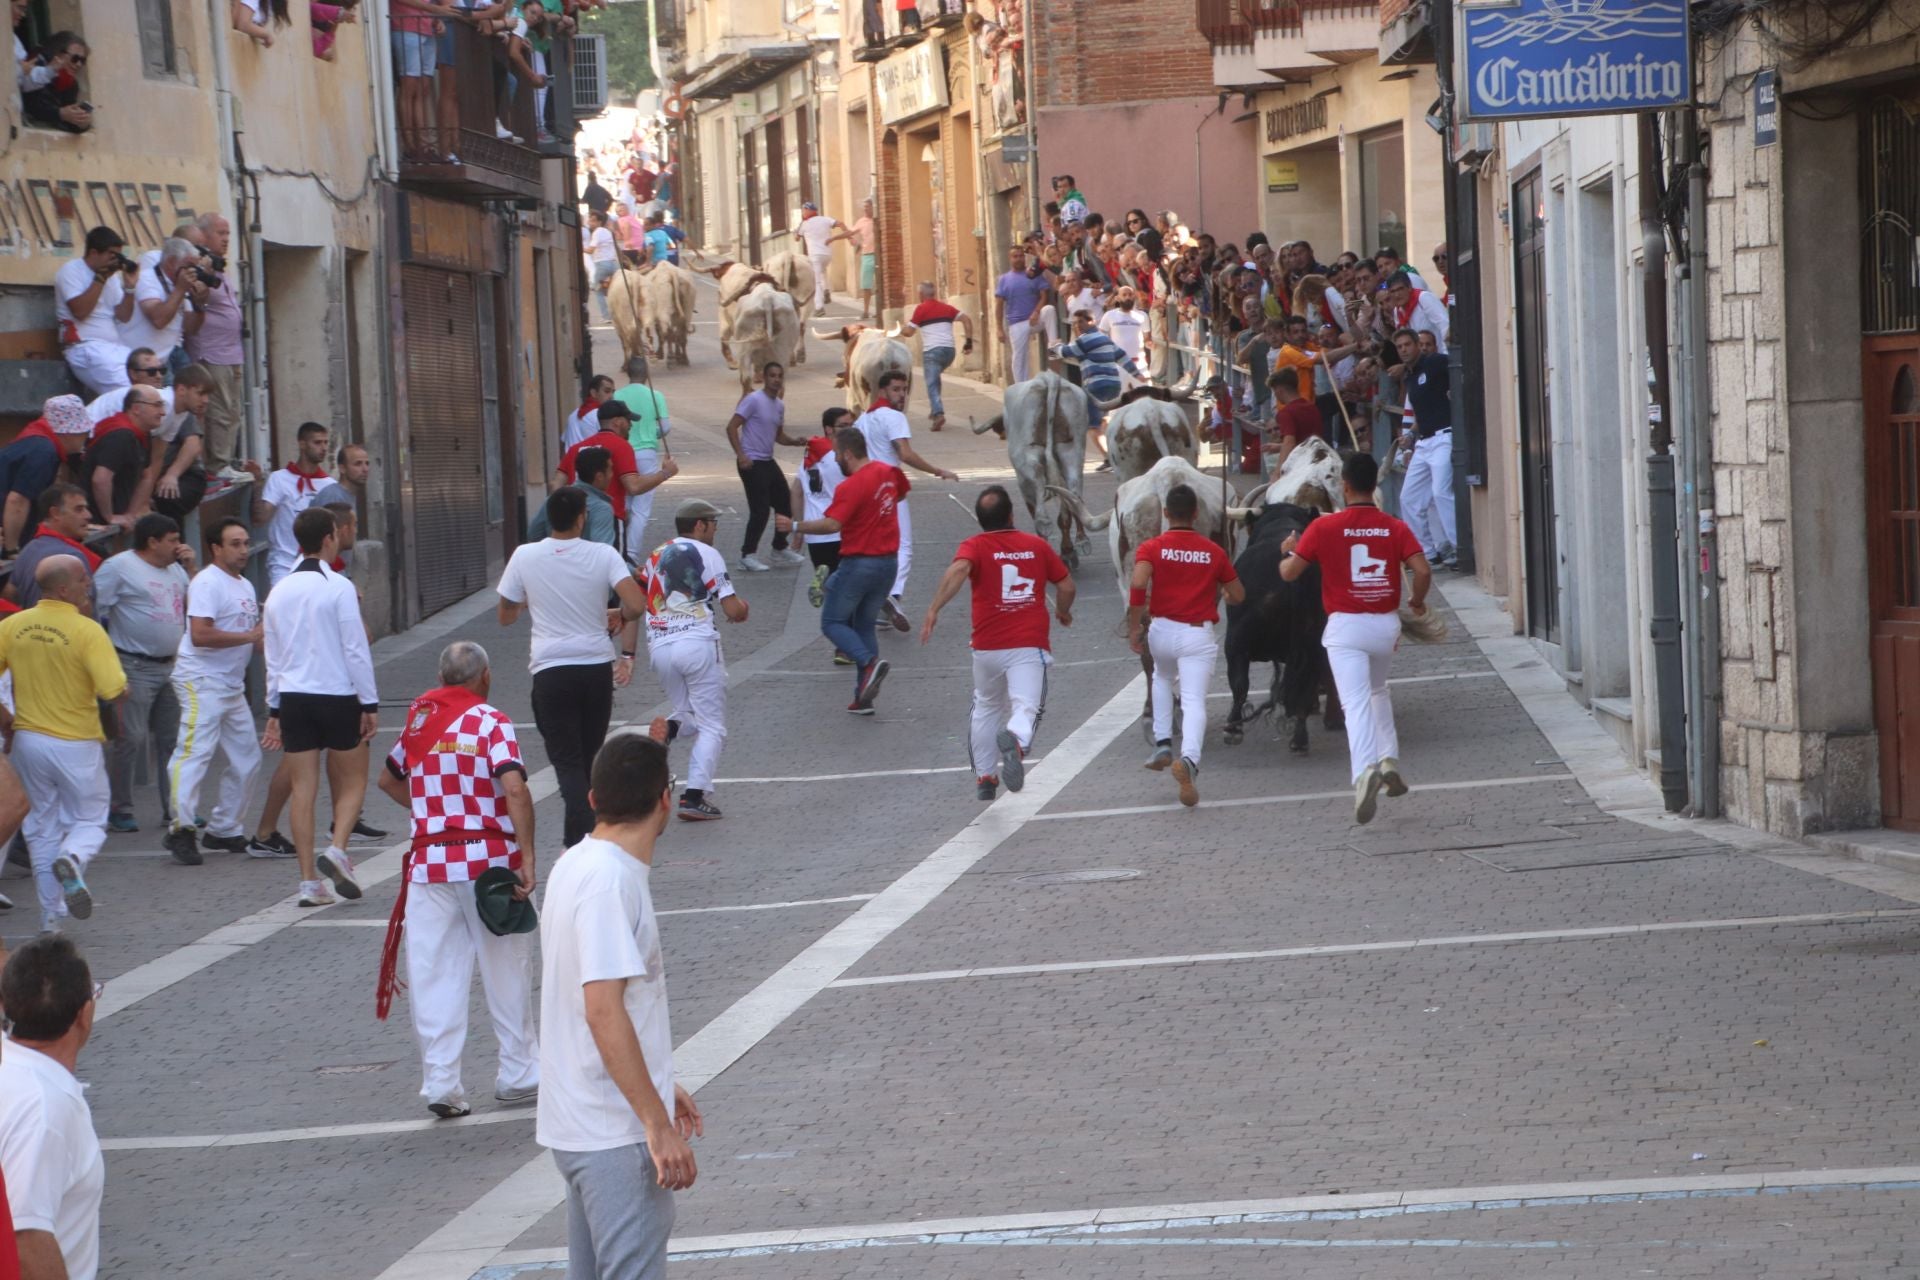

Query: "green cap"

xmin=474 ymin=867 xmax=538 ymax=937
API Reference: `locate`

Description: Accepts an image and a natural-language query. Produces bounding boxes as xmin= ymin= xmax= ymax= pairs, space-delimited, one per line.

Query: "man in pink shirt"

xmin=831 ymin=199 xmax=879 ymax=320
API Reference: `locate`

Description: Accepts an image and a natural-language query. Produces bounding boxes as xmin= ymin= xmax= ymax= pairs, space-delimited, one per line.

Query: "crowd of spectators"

xmin=577 ymin=137 xmax=685 ymax=309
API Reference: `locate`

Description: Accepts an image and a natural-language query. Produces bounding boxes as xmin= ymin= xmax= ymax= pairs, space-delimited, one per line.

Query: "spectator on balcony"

xmin=392 ymin=0 xmax=445 ymax=161
xmin=523 ymin=0 xmax=573 ymax=146
xmin=55 ymin=228 xmax=138 ymax=397
xmin=20 ymin=31 xmax=91 ymax=133
xmin=829 ymin=198 xmax=878 ymax=321
xmin=0 ymin=396 xmax=91 ymax=558
xmin=85 ymin=348 xmax=173 ymax=425
xmin=897 ymin=0 xmax=923 ymax=34
xmin=120 ymin=239 xmax=209 ymax=369
xmin=232 ymin=0 xmax=292 ymax=46
xmin=311 ymin=1 xmax=359 ymax=60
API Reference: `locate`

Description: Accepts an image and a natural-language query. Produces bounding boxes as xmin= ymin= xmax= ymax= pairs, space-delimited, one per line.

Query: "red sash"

xmin=89 ymin=412 xmax=149 ymax=452
xmin=377 ymin=685 xmax=487 ymax=1020
xmin=29 ymin=525 xmax=100 ymax=572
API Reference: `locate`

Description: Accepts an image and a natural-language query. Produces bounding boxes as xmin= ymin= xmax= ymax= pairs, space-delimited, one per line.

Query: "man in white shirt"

xmin=638 ymin=499 xmax=748 ymax=822
xmin=94 ymin=514 xmax=192 ymax=841
xmin=854 ymin=370 xmax=958 ymax=626
xmin=1385 ymin=271 xmax=1449 ymax=354
xmin=117 ymin=238 xmax=206 ymax=365
xmin=565 ymin=375 xmax=616 ymax=450
xmin=497 ymin=485 xmax=647 ymax=848
xmin=0 ymin=935 xmax=106 ymax=1280
xmin=537 ymin=732 xmax=702 ymax=1280
xmin=792 ymin=201 xmax=846 ymax=312
xmin=161 ymin=517 xmax=263 ymax=867
xmin=1097 ymin=288 xmax=1149 ymax=368
xmin=252 ymin=420 xmax=334 ymax=585
xmin=263 ymin=507 xmax=379 ymax=908
xmin=83 ymin=347 xmax=173 ymax=423
xmin=54 ymin=228 xmax=139 ymax=396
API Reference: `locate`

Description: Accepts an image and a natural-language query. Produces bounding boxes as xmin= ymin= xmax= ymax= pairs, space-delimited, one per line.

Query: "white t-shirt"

xmin=799 ymin=446 xmax=845 ymax=546
xmin=856 ymin=406 xmax=911 ymax=470
xmin=86 ymin=385 xmax=173 ymax=423
xmin=536 ymin=836 xmax=674 ymax=1154
xmin=118 ymin=265 xmax=192 ymax=360
xmin=1098 ymin=308 xmax=1148 ymax=363
xmin=259 ymin=467 xmax=331 ymax=584
xmin=496 ymin=537 xmax=631 ymax=673
xmin=0 ymin=1041 xmax=105 ymax=1280
xmin=797 ymin=214 xmax=836 ymax=257
xmin=54 ymin=259 xmax=127 ymax=347
xmin=1058 ymin=288 xmax=1102 ymax=331
xmin=173 ymin=566 xmax=261 ymax=686
xmin=638 ymin=537 xmax=735 ymax=648
xmin=562 ymin=406 xmax=599 ymax=450
xmin=587 ymin=226 xmax=618 ymax=264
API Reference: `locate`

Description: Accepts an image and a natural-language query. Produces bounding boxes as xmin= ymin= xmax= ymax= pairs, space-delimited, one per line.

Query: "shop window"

xmin=135 ymin=0 xmax=177 ymax=78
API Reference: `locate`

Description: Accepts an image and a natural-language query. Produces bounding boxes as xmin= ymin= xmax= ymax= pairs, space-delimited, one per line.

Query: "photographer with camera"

xmin=121 ymin=239 xmax=209 ymax=375
xmin=54 ymin=227 xmax=138 ymax=396
xmin=184 ymin=212 xmax=246 ymax=477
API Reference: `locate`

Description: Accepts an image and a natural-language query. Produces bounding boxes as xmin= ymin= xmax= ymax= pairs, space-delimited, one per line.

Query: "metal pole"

xmin=1683 ymin=109 xmax=1721 ymax=817
xmin=1639 ymin=113 xmax=1689 ymax=813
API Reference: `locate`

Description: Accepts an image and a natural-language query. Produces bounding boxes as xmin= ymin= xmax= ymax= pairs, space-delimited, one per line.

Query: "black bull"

xmin=1223 ymin=502 xmax=1344 ymax=751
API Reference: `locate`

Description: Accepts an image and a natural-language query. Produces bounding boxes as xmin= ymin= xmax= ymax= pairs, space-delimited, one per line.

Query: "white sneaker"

xmin=494 ymin=122 xmax=521 ymax=143
xmin=298 ymin=880 xmax=336 ymax=908
xmin=215 ymin=465 xmax=253 ymax=483
xmin=317 ymin=846 xmax=363 ymax=900
xmin=740 ymin=554 xmax=771 ymax=572
xmin=1354 ymin=765 xmax=1384 ymax=825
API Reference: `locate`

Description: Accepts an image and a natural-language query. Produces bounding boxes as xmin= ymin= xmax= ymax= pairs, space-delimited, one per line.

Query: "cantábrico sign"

xmin=1458 ymin=0 xmax=1690 ymax=122
xmin=1265 ymin=96 xmax=1328 ymax=144
xmin=876 ymin=41 xmax=949 ymax=126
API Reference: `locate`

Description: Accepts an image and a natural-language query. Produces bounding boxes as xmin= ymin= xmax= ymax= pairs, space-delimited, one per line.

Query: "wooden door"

xmin=1513 ymin=171 xmax=1560 ymax=642
xmin=1866 ymin=336 xmax=1920 ymax=828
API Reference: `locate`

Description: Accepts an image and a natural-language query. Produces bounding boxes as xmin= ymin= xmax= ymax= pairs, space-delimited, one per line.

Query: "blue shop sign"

xmin=1459 ymin=0 xmax=1691 ymax=122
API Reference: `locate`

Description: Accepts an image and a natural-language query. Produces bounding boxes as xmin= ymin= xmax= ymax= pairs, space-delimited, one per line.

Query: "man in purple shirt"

xmin=723 ymin=362 xmax=809 ymax=572
xmin=994 ymin=246 xmax=1051 ymax=386
xmin=184 ymin=212 xmax=244 ymax=477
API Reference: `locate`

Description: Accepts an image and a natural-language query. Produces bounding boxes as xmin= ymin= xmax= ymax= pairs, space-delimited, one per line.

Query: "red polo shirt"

xmin=825 ymin=460 xmax=910 ymax=556
xmin=1137 ymin=529 xmax=1236 ymax=625
xmin=558 ymin=430 xmax=640 ymax=499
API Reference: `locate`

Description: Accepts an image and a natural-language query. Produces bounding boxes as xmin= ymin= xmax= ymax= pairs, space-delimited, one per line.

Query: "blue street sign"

xmin=1458 ymin=0 xmax=1691 ymax=122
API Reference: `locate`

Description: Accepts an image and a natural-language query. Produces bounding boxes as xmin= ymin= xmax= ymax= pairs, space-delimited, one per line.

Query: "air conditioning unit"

xmin=572 ymin=33 xmax=609 ymax=117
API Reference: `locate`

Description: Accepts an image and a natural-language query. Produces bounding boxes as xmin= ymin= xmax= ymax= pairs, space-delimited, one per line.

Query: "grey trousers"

xmin=109 ymin=652 xmax=179 ymax=821
xmin=552 ymin=1143 xmax=675 ymax=1280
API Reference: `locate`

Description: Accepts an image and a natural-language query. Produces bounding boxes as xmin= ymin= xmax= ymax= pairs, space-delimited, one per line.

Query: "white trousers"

xmin=651 ymin=638 xmax=727 ymax=792
xmin=65 ymin=341 xmax=131 ymax=397
xmin=624 ymin=447 xmax=661 ymax=562
xmin=12 ymin=731 xmax=108 ymax=931
xmin=1324 ymin=610 xmax=1402 ymax=784
xmin=891 ymin=498 xmax=913 ymax=598
xmin=970 ymin=647 xmax=1048 ymax=778
xmin=809 ymin=253 xmax=832 ymax=310
xmin=1007 ymin=320 xmax=1033 ymax=384
xmin=1400 ymin=432 xmax=1456 ymax=556
xmin=405 ymin=876 xmax=539 ymax=1103
xmin=1147 ymin=617 xmax=1217 ymax=766
xmin=167 ymin=677 xmax=261 ymax=837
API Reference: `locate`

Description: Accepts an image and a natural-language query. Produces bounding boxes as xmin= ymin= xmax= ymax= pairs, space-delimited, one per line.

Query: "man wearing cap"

xmin=0 ymin=396 xmax=91 ymax=557
xmin=375 ymin=640 xmax=539 ymax=1120
xmin=794 ymin=201 xmax=848 ymax=312
xmin=637 ymin=499 xmax=747 ymax=821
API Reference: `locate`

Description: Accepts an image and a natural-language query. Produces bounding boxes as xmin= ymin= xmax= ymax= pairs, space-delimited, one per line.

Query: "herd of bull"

xmin=978 ymin=377 xmax=1443 ymax=753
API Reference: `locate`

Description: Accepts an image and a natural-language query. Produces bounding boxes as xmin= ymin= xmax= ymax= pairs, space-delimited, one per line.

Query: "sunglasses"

xmin=67 ymin=53 xmax=86 ymax=65
xmin=133 ymin=366 xmax=166 ymax=376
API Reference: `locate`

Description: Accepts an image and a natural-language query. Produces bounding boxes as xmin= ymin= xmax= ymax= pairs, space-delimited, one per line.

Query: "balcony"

xmin=1379 ymin=0 xmax=1433 ymax=65
xmin=399 ymin=23 xmax=544 ymax=201
xmin=854 ymin=0 xmax=961 ymax=62
xmin=1199 ymin=0 xmax=1378 ymax=86
xmin=1302 ymin=1 xmax=1379 ymax=63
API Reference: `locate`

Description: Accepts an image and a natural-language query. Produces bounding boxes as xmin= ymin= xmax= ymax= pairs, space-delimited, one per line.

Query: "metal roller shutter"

xmin=402 ymin=266 xmax=492 ymax=616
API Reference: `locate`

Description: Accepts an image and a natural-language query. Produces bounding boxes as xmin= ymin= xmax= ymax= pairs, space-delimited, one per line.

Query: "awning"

xmin=684 ymin=44 xmax=811 ymax=99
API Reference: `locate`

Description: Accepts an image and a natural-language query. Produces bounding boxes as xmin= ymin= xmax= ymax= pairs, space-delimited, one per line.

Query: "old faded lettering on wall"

xmin=0 ymin=173 xmax=209 ymax=278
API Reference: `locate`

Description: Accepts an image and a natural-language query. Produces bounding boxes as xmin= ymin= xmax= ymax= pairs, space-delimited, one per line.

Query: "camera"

xmin=109 ymin=251 xmax=136 ymax=273
xmin=204 ymin=252 xmax=227 ymax=273
xmin=191 ymin=265 xmax=222 ymax=287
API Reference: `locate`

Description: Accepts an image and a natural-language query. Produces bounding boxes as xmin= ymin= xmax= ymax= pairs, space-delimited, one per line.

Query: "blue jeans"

xmin=1084 ymin=377 xmax=1121 ymax=426
xmin=922 ymin=345 xmax=956 ymax=418
xmin=821 ymin=554 xmax=897 ymax=686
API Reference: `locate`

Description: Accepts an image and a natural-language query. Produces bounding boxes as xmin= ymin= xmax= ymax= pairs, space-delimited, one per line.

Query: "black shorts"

xmin=808 ymin=541 xmax=841 ymax=572
xmin=277 ymin=692 xmax=364 ymax=753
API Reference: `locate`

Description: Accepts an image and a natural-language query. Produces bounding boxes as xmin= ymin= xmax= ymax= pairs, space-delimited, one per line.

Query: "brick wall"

xmin=1032 ymin=0 xmax=1214 ymax=108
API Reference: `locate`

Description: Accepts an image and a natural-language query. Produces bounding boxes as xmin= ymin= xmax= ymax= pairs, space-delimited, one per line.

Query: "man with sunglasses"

xmin=81 ymin=348 xmax=171 ymax=424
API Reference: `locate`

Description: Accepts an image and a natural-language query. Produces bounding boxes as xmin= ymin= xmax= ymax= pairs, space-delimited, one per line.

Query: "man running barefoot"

xmin=1127 ymin=484 xmax=1243 ymax=808
xmin=1280 ymin=450 xmax=1431 ymax=824
xmin=920 ymin=487 xmax=1075 ymax=800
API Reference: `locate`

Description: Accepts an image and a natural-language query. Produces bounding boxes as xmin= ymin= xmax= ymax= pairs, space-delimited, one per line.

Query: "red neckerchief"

xmin=12 ymin=419 xmax=62 ymax=450
xmin=329 ymin=556 xmax=348 ymax=573
xmin=1394 ymin=288 xmax=1425 ymax=328
xmin=30 ymin=524 xmax=100 ymax=571
xmin=0 ymin=598 xmax=19 ymax=616
xmin=286 ymin=462 xmax=328 ymax=494
xmin=377 ymin=684 xmax=489 ymax=1021
xmin=575 ymin=398 xmax=602 ymax=422
xmin=867 ymin=395 xmax=891 ymax=413
xmin=89 ymin=412 xmax=149 ymax=452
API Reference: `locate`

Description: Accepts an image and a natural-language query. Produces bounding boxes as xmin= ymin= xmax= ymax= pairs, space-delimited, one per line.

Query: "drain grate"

xmin=1013 ymin=868 xmax=1143 ymax=886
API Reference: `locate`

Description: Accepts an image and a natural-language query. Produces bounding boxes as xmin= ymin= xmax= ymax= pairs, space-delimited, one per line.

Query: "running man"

xmin=1280 ymin=450 xmax=1431 ymax=824
xmin=919 ymin=486 xmax=1075 ymax=801
xmin=853 ymin=370 xmax=958 ymax=628
xmin=789 ymin=408 xmax=852 ymax=613
xmin=1126 ymin=484 xmax=1244 ymax=808
xmin=637 ymin=499 xmax=748 ymax=822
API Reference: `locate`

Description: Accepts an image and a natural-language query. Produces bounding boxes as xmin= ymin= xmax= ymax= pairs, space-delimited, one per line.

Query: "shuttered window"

xmin=135 ymin=0 xmax=178 ymax=78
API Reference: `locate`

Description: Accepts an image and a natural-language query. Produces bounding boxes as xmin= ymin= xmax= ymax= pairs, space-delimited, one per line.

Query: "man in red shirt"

xmin=1280 ymin=449 xmax=1431 ymax=824
xmin=785 ymin=427 xmax=909 ymax=714
xmin=1127 ymin=484 xmax=1244 ymax=807
xmin=551 ymin=401 xmax=677 ymax=546
xmin=1266 ymin=365 xmax=1322 ymax=471
xmin=919 ymin=486 xmax=1076 ymax=800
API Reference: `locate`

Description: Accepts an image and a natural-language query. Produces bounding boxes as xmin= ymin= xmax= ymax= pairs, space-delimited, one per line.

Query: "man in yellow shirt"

xmin=0 ymin=554 xmax=127 ymax=930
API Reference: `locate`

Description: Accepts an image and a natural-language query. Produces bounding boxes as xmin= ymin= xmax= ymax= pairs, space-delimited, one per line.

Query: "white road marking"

xmin=370 ymin=675 xmax=1151 ymax=1280
xmin=1030 ymin=772 xmax=1569 ymax=822
xmin=714 ymin=763 xmax=1017 ymax=784
xmin=100 ymin=1110 xmax=535 ymax=1150
xmin=293 ymin=892 xmax=879 ymax=928
xmin=827 ymin=907 xmax=1920 ymax=989
xmin=458 ymin=1163 xmax=1920 ymax=1264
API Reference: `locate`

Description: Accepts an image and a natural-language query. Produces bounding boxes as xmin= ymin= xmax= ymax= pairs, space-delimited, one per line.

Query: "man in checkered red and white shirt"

xmin=374 ymin=640 xmax=540 ymax=1119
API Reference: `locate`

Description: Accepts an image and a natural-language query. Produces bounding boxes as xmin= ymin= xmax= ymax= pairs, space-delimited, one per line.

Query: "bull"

xmin=727 ymin=283 xmax=799 ymax=395
xmin=816 ymin=324 xmax=913 ymax=412
xmin=764 ymin=251 xmax=816 ymax=363
xmin=971 ymin=373 xmax=1090 ymax=566
xmin=1103 ymin=388 xmax=1199 ymax=485
xmin=609 ymin=261 xmax=696 ymax=368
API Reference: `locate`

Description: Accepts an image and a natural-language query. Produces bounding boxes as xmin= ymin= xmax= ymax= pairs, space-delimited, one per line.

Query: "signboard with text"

xmin=1458 ymin=0 xmax=1691 ymax=122
xmin=876 ymin=41 xmax=949 ymax=126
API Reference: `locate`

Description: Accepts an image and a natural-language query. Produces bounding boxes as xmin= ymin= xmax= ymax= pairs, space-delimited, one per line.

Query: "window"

xmin=134 ymin=0 xmax=177 ymax=78
xmin=1357 ymin=126 xmax=1407 ymax=262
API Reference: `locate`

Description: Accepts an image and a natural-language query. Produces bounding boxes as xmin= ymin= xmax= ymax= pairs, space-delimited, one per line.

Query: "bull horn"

xmin=972 ymin=415 xmax=1003 ymax=436
xmin=885 ymin=323 xmax=904 ymax=338
xmin=811 ymin=326 xmax=842 ymax=340
xmin=1225 ymin=505 xmax=1263 ymax=520
xmin=1090 ymin=392 xmax=1121 ymax=411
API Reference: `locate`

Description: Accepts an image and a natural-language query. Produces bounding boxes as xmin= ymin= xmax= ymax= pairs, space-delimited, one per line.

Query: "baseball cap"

xmin=42 ymin=394 xmax=89 ymax=435
xmin=675 ymin=498 xmax=723 ymax=521
xmin=802 ymin=200 xmax=819 ymax=212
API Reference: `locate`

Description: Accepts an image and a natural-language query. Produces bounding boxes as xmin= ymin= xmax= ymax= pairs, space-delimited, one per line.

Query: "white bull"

xmin=728 ymin=283 xmax=800 ymax=396
xmin=1051 ymin=455 xmax=1234 ymax=598
xmin=1103 ymin=392 xmax=1199 ymax=486
xmin=817 ymin=324 xmax=913 ymax=412
xmin=764 ymin=251 xmax=816 ymax=363
xmin=972 ymin=373 xmax=1091 ymax=566
xmin=1259 ymin=435 xmax=1345 ymax=514
xmin=609 ymin=261 xmax=695 ymax=368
